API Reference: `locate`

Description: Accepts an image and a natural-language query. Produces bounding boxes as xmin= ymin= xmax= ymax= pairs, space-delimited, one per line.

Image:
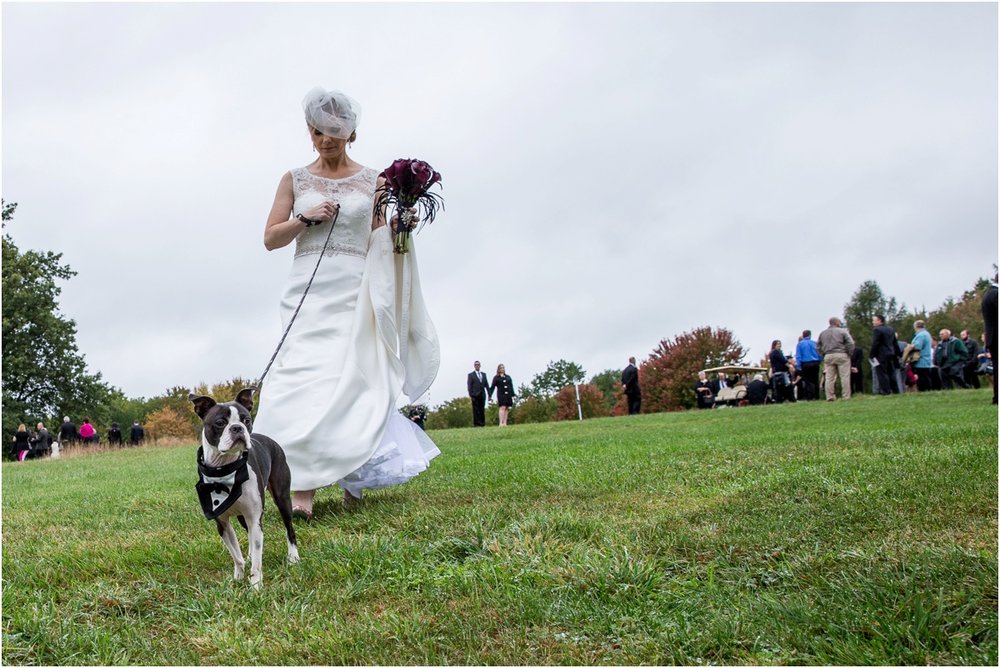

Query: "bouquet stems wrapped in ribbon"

xmin=375 ymin=159 xmax=444 ymax=254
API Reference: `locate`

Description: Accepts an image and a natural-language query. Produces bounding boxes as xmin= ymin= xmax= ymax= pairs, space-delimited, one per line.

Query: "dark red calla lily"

xmin=375 ymin=158 xmax=445 ymax=254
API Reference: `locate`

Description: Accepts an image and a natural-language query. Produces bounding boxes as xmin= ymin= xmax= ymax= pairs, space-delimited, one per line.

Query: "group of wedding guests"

xmin=694 ymin=309 xmax=996 ymax=408
xmin=9 ymin=422 xmax=53 ymax=461
xmin=10 ymin=417 xmax=146 ymax=461
xmin=55 ymin=417 xmax=145 ymax=447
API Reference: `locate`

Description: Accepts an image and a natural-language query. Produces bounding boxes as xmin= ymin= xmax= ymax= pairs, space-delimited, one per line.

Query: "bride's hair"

xmin=302 ymin=87 xmax=361 ymax=140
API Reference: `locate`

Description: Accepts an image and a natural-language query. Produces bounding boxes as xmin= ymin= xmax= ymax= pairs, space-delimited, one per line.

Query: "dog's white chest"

xmin=216 ymin=465 xmax=262 ymax=521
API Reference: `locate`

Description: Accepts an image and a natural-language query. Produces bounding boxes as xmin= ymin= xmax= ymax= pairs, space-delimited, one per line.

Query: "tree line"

xmin=2 ymin=199 xmax=993 ymax=444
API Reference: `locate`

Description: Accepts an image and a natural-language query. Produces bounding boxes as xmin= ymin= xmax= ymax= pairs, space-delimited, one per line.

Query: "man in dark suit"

xmin=709 ymin=372 xmax=731 ymax=397
xmin=467 ymin=361 xmax=490 ymax=427
xmin=58 ymin=417 xmax=77 ymax=444
xmin=129 ymin=421 xmax=145 ymax=446
xmin=982 ymin=273 xmax=997 ymax=404
xmin=870 ymin=314 xmax=900 ymax=395
xmin=960 ymin=330 xmax=981 ymax=389
xmin=621 ymin=357 xmax=641 ymax=415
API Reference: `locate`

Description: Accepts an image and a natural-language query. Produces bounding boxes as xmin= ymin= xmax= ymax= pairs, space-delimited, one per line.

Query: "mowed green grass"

xmin=3 ymin=390 xmax=997 ymax=665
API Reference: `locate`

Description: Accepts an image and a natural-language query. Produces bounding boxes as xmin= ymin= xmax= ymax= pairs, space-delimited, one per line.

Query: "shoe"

xmin=291 ymin=505 xmax=313 ymax=521
xmin=343 ymin=489 xmax=362 ymax=509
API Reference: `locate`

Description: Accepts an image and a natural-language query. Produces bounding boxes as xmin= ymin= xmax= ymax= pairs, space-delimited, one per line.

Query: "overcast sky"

xmin=3 ymin=1 xmax=997 ymax=408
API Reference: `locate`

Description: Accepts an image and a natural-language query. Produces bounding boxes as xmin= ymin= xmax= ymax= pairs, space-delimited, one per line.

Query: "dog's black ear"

xmin=235 ymin=388 xmax=256 ymax=413
xmin=190 ymin=394 xmax=216 ymax=419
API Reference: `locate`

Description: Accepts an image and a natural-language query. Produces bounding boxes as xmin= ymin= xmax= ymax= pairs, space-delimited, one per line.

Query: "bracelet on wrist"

xmin=296 ymin=213 xmax=320 ymax=227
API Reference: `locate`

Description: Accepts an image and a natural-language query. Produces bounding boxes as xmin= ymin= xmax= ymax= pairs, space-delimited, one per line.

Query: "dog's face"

xmin=190 ymin=388 xmax=256 ymax=454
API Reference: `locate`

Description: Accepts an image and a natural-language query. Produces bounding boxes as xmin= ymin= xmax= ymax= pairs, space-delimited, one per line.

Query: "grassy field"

xmin=2 ymin=390 xmax=997 ymax=665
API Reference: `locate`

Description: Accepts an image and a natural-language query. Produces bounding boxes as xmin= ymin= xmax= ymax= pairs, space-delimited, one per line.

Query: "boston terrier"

xmin=190 ymin=388 xmax=299 ymax=588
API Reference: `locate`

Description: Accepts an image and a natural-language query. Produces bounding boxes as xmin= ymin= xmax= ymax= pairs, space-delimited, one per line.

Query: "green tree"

xmin=1 ymin=200 xmax=114 ymax=444
xmin=524 ymin=359 xmax=586 ymax=399
xmin=424 ymin=396 xmax=473 ymax=430
xmin=589 ymin=368 xmax=622 ymax=412
xmin=104 ymin=389 xmax=152 ymax=435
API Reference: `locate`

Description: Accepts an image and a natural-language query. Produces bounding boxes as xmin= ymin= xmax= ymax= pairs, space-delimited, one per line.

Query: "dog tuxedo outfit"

xmin=195 ymin=447 xmax=250 ymax=520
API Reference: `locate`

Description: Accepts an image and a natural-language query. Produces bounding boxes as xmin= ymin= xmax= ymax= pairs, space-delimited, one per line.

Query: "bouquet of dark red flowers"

xmin=375 ymin=158 xmax=444 ymax=254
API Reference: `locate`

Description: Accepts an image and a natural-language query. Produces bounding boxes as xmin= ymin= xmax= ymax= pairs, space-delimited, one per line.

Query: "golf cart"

xmin=701 ymin=365 xmax=770 ymax=406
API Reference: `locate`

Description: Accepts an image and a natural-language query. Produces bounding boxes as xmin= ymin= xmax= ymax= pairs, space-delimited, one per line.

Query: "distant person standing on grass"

xmin=794 ymin=330 xmax=821 ymax=400
xmin=960 ymin=329 xmax=981 ymax=390
xmin=694 ymin=371 xmax=714 ymax=409
xmin=11 ymin=424 xmax=31 ymax=461
xmin=31 ymin=422 xmax=52 ymax=458
xmin=59 ymin=416 xmax=77 ymax=444
xmin=935 ymin=329 xmax=970 ymax=390
xmin=467 ymin=361 xmax=490 ymax=427
xmin=621 ymin=357 xmax=641 ymax=415
xmin=817 ymin=317 xmax=855 ymax=401
xmin=490 ymin=364 xmax=516 ymax=427
xmin=129 ymin=420 xmax=145 ymax=446
xmin=910 ymin=320 xmax=935 ymax=392
xmin=850 ymin=346 xmax=864 ymax=395
xmin=982 ymin=272 xmax=998 ymax=404
xmin=870 ymin=315 xmax=901 ymax=395
xmin=768 ymin=340 xmax=791 ymax=404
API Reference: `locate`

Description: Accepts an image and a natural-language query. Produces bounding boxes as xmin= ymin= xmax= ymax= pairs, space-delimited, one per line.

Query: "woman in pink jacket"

xmin=79 ymin=419 xmax=97 ymax=445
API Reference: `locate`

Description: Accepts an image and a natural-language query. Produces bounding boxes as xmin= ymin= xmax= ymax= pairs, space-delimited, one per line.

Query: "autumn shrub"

xmin=144 ymin=406 xmax=196 ymax=441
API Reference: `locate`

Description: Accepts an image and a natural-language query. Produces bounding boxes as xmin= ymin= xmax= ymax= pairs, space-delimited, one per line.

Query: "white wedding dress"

xmin=253 ymin=166 xmax=440 ymax=496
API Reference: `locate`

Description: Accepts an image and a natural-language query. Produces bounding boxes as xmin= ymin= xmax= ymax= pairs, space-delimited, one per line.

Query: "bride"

xmin=253 ymin=87 xmax=440 ymax=519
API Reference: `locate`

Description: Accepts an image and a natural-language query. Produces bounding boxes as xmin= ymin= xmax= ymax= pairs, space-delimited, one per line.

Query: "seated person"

xmin=710 ymin=372 xmax=732 ymax=396
xmin=746 ymin=374 xmax=769 ymax=405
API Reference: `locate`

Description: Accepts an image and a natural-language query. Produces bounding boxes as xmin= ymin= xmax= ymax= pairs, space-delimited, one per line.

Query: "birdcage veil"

xmin=302 ymin=87 xmax=361 ymax=139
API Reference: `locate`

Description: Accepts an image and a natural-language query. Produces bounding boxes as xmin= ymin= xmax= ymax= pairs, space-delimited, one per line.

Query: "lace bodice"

xmin=291 ymin=166 xmax=379 ymax=260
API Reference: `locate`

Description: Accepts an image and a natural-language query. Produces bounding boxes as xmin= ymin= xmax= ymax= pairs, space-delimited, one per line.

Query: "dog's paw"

xmin=250 ymin=576 xmax=263 ymax=590
xmin=233 ymin=565 xmax=245 ymax=581
xmin=287 ymin=545 xmax=301 ymax=564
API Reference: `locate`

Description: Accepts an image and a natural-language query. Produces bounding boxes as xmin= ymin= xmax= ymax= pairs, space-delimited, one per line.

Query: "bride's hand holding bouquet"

xmin=374 ymin=158 xmax=443 ymax=254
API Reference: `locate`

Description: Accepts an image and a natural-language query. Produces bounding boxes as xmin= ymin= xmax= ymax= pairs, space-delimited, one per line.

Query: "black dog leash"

xmin=255 ymin=208 xmax=340 ymax=388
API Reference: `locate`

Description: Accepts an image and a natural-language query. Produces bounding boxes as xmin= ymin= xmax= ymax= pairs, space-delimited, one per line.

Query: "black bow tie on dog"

xmin=196 ymin=447 xmax=250 ymax=520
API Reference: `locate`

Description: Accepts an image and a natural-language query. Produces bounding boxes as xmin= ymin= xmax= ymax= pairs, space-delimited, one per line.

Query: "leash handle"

xmin=255 ymin=207 xmax=340 ymax=388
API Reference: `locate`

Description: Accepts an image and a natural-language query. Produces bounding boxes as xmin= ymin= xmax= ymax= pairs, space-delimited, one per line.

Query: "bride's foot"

xmin=292 ymin=490 xmax=315 ymax=520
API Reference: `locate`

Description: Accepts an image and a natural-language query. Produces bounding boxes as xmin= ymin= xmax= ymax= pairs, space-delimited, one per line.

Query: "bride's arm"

xmin=264 ymin=172 xmax=338 ymax=250
xmin=371 ymin=176 xmax=387 ymax=231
